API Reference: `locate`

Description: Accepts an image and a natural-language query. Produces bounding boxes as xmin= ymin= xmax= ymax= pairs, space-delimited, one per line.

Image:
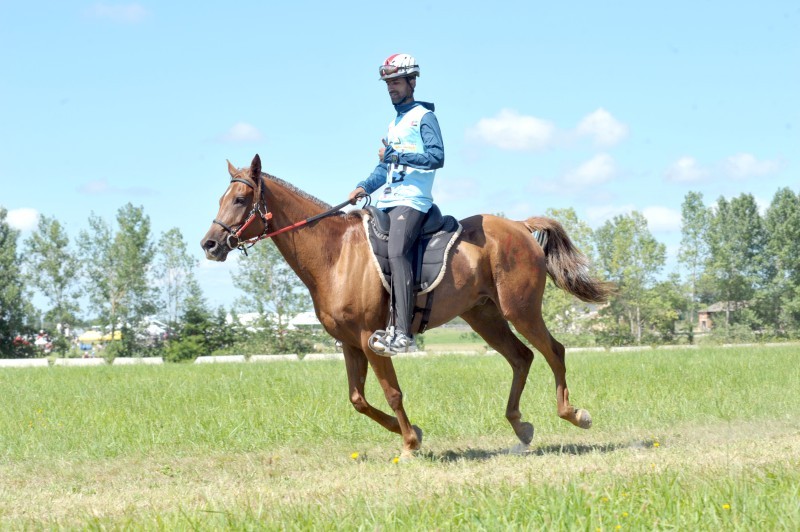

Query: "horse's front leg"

xmin=342 ymin=343 xmax=403 ymax=435
xmin=356 ymin=333 xmax=423 ymax=457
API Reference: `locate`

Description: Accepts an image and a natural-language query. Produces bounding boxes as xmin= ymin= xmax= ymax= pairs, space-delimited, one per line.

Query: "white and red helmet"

xmin=379 ymin=53 xmax=420 ymax=81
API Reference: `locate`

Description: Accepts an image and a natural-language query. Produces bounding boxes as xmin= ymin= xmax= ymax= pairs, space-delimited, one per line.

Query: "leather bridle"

xmin=212 ymin=173 xmax=369 ymax=254
xmin=212 ymin=175 xmax=272 ymax=251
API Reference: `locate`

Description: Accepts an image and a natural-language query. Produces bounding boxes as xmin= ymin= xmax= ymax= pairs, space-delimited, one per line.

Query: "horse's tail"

xmin=523 ymin=217 xmax=614 ymax=303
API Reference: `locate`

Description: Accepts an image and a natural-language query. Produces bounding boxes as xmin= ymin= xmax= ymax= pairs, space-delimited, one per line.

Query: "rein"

xmin=214 ymin=174 xmax=368 ymax=254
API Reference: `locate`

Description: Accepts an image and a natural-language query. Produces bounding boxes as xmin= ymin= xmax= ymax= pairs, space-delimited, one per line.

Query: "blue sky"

xmin=2 ymin=1 xmax=797 ymax=312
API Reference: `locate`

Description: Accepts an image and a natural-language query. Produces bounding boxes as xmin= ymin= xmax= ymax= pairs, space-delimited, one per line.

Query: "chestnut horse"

xmin=202 ymin=154 xmax=612 ymax=457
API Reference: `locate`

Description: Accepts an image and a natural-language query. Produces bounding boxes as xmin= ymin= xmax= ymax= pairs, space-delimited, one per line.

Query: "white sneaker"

xmin=387 ymin=332 xmax=418 ymax=354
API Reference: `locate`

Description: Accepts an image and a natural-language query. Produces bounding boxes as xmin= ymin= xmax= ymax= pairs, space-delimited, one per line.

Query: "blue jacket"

xmin=357 ymin=101 xmax=444 ymax=210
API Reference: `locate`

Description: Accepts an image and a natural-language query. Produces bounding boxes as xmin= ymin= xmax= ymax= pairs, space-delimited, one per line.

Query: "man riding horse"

xmin=348 ymin=53 xmax=445 ymax=356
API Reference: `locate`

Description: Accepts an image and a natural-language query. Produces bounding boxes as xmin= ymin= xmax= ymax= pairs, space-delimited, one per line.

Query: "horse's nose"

xmin=202 ymin=238 xmax=218 ymax=252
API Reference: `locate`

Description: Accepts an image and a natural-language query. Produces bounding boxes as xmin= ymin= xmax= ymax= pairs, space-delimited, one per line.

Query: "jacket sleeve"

xmin=396 ymin=112 xmax=444 ymax=170
xmin=357 ymin=163 xmax=388 ymax=194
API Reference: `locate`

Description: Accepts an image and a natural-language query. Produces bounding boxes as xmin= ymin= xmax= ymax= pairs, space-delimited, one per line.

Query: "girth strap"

xmin=414 ymin=291 xmax=436 ymax=334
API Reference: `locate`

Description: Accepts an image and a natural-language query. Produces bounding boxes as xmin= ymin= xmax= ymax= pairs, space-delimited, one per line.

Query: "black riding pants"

xmin=385 ymin=205 xmax=425 ymax=335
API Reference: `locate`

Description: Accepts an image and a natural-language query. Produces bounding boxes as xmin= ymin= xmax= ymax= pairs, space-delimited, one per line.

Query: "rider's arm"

xmin=356 ymin=163 xmax=388 ymax=194
xmin=389 ymin=112 xmax=445 ymax=170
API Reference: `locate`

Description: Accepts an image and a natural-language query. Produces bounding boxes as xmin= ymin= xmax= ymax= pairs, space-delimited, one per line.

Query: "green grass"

xmin=1 ymin=345 xmax=798 ymax=529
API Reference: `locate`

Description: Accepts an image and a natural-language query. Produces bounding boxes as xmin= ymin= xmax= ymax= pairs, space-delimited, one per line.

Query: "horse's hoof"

xmin=399 ymin=449 xmax=417 ymax=463
xmin=412 ymin=425 xmax=424 ymax=447
xmin=575 ymin=409 xmax=592 ymax=429
xmin=516 ymin=422 xmax=534 ymax=445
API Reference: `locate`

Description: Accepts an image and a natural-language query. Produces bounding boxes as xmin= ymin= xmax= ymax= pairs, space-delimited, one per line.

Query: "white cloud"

xmin=584 ymin=204 xmax=679 ymax=232
xmin=86 ymin=2 xmax=149 ymax=23
xmin=221 ymin=122 xmax=263 ymax=143
xmin=575 ymin=108 xmax=628 ymax=147
xmin=642 ymin=206 xmax=681 ymax=232
xmin=432 ymin=176 xmax=479 ymax=204
xmin=466 ymin=109 xmax=555 ymax=151
xmin=77 ymin=179 xmax=155 ymax=196
xmin=665 ymin=153 xmax=781 ymax=184
xmin=724 ymin=153 xmax=781 ymax=180
xmin=80 ymin=179 xmax=112 ymax=194
xmin=563 ymin=154 xmax=617 ymax=186
xmin=7 ymin=208 xmax=39 ymax=231
xmin=664 ymin=156 xmax=709 ymax=183
xmin=585 ymin=204 xmax=635 ymax=226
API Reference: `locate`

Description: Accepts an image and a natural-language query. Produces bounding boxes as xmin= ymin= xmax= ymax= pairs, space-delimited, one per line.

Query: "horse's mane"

xmin=260 ymin=171 xmax=373 ymax=222
xmin=262 ymin=172 xmax=332 ymax=210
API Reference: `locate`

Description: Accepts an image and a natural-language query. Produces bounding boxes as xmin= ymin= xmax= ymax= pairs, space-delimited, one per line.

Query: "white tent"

xmin=288 ymin=312 xmax=321 ymax=329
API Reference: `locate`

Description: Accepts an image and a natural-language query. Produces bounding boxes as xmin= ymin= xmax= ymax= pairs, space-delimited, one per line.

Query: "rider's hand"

xmin=381 ymin=139 xmax=399 ymax=165
xmin=348 ymin=187 xmax=366 ymax=205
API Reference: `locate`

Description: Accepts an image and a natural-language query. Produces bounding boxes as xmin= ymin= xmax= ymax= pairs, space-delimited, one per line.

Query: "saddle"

xmin=362 ymin=204 xmax=462 ymax=332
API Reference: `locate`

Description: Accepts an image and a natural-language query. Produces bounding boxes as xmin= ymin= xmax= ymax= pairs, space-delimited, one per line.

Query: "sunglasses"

xmin=379 ymin=64 xmax=417 ymax=77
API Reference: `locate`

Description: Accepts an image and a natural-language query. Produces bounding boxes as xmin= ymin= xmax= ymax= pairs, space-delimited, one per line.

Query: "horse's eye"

xmin=234 ymin=196 xmax=246 ymax=205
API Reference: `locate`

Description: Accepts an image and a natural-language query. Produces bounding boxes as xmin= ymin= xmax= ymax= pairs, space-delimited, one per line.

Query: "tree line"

xmin=541 ymin=187 xmax=800 ymax=346
xmin=0 ymin=203 xmax=316 ymax=359
xmin=1 ymin=185 xmax=799 ymax=358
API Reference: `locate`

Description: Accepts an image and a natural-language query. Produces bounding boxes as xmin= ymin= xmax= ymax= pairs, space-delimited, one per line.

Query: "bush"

xmin=594 ymin=322 xmax=636 ymax=348
xmin=708 ymin=323 xmax=757 ymax=344
xmin=164 ymin=336 xmax=206 ymax=363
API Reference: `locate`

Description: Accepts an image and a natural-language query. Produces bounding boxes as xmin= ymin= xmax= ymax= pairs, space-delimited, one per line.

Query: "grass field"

xmin=1 ymin=345 xmax=798 ymax=529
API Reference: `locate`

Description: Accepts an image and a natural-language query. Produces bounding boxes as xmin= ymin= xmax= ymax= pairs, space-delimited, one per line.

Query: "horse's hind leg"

xmin=511 ymin=315 xmax=592 ymax=429
xmin=461 ymin=302 xmax=536 ymax=446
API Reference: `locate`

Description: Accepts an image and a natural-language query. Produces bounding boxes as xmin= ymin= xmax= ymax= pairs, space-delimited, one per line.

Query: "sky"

xmin=1 ymin=1 xmax=798 ymax=313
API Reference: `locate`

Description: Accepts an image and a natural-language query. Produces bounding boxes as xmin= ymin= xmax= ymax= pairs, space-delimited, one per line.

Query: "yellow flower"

xmin=616 ymin=526 xmax=622 ymax=530
xmin=392 ymin=456 xmax=400 ymax=464
xmin=622 ymin=512 xmax=629 ymax=518
xmin=601 ymin=497 xmax=609 ymax=503
xmin=723 ymin=504 xmax=731 ymax=510
xmin=350 ymin=452 xmax=359 ymax=460
xmin=653 ymin=442 xmax=660 ymax=448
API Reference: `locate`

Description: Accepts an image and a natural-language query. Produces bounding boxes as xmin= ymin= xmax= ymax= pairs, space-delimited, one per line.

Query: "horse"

xmin=201 ymin=154 xmax=612 ymax=457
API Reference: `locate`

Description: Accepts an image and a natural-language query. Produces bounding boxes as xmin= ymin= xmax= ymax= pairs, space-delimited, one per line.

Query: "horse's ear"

xmin=250 ymin=154 xmax=262 ymax=178
xmin=227 ymin=160 xmax=237 ymax=178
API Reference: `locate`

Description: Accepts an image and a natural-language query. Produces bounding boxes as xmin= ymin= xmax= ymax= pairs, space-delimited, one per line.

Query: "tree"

xmin=761 ymin=188 xmax=800 ymax=335
xmin=155 ymin=227 xmax=200 ymax=328
xmin=594 ymin=211 xmax=666 ymax=344
xmin=79 ymin=204 xmax=156 ymax=343
xmin=765 ymin=188 xmax=800 ymax=285
xmin=677 ymin=192 xmax=710 ymax=336
xmin=23 ymin=214 xmax=81 ymax=331
xmin=207 ymin=305 xmax=240 ymax=354
xmin=0 ymin=208 xmax=36 ymax=357
xmin=231 ymin=241 xmax=315 ymax=354
xmin=233 ymin=240 xmax=311 ymax=332
xmin=163 ymin=283 xmax=213 ymax=362
xmin=704 ymin=194 xmax=766 ymax=328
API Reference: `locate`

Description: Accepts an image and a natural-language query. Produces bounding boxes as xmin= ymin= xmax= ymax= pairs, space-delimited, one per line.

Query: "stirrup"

xmin=368 ymin=329 xmax=392 ymax=355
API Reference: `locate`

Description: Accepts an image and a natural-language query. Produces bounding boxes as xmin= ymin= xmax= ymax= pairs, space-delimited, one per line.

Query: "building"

xmin=697 ymin=301 xmax=746 ymax=331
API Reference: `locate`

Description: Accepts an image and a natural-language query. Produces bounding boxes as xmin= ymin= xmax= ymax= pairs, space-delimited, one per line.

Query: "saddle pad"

xmin=363 ymin=213 xmax=462 ymax=295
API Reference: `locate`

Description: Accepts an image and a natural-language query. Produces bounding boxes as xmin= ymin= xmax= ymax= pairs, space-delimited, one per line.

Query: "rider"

xmin=348 ymin=53 xmax=445 ymax=355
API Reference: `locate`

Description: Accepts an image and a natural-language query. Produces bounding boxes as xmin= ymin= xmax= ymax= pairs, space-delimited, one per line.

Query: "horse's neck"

xmin=263 ymin=177 xmax=343 ymax=288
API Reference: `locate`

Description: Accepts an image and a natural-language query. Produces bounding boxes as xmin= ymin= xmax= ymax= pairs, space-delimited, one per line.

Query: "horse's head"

xmin=201 ymin=154 xmax=271 ymax=262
